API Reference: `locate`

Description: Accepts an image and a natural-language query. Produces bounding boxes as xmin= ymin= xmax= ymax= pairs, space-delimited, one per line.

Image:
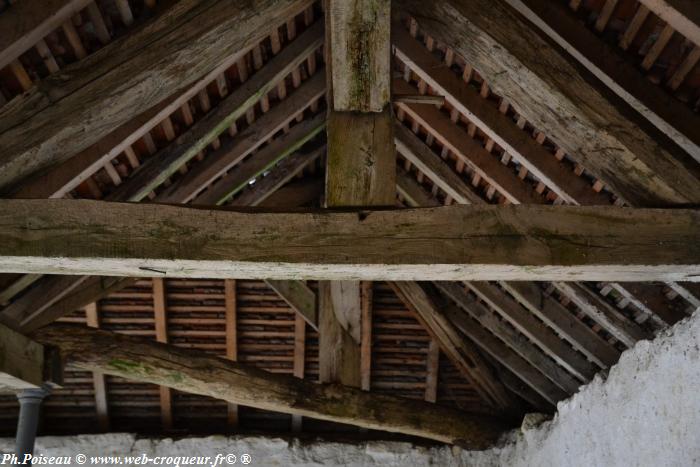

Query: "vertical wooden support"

xmin=85 ymin=302 xmax=109 ymax=431
xmin=320 ymin=0 xmax=395 ymax=390
xmin=291 ymin=313 xmax=306 ymax=432
xmin=424 ymin=339 xmax=440 ymax=403
xmin=360 ymin=281 xmax=373 ymax=391
xmin=224 ymin=279 xmax=239 ymax=428
xmin=152 ymin=278 xmax=172 ymax=430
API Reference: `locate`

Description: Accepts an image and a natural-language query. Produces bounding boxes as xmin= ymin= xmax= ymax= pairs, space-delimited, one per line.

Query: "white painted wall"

xmin=2 ymin=311 xmax=698 ymax=467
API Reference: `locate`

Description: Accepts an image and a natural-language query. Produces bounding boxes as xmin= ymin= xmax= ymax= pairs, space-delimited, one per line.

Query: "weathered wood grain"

xmin=33 ymin=325 xmax=508 ymax=446
xmin=325 ymin=108 xmax=396 ymax=207
xmin=2 ymin=200 xmax=699 ymax=280
xmin=0 ymin=0 xmax=314 ymax=193
xmin=327 ymin=0 xmax=391 ymax=111
xmin=394 ymin=0 xmax=700 ymax=206
xmin=390 ymin=281 xmax=516 ymax=411
xmin=0 ymin=0 xmax=92 ymax=70
xmin=504 ymin=0 xmax=700 ymax=162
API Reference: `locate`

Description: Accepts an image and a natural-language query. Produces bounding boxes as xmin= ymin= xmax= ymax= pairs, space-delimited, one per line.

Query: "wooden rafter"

xmin=503 ymin=0 xmax=700 ymax=162
xmin=0 ymin=0 xmax=92 ymax=71
xmin=394 ymin=0 xmax=700 ymax=207
xmin=1 ymin=27 xmax=327 ymax=332
xmin=0 ymin=0 xmax=314 ymax=193
xmin=33 ymin=325 xmax=507 ymax=447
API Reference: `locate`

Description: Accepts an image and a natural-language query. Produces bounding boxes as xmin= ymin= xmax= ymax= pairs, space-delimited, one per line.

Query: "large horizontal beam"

xmin=33 ymin=325 xmax=506 ymax=446
xmin=1 ymin=200 xmax=699 ymax=281
xmin=0 ymin=0 xmax=313 ymax=193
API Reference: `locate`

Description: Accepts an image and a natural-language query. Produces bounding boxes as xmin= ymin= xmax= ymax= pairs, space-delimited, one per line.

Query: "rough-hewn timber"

xmin=0 ymin=0 xmax=313 ymax=193
xmin=394 ymin=0 xmax=700 ymax=207
xmin=33 ymin=325 xmax=507 ymax=447
xmin=1 ymin=200 xmax=699 ymax=281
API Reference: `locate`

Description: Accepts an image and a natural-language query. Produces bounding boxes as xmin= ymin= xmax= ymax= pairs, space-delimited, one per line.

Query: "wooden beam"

xmin=3 ymin=73 xmax=326 ymax=333
xmin=393 ymin=80 xmax=544 ymax=205
xmin=157 ymin=71 xmax=326 ymax=204
xmin=465 ymin=281 xmax=598 ymax=381
xmin=390 ymin=281 xmax=514 ymax=411
xmin=392 ymin=26 xmax=611 ymax=206
xmin=360 ymin=281 xmax=373 ymax=391
xmin=2 ymin=200 xmax=699 ymax=282
xmin=637 ymin=0 xmax=700 ymax=47
xmin=224 ymin=279 xmax=238 ymax=428
xmin=394 ymin=281 xmax=566 ymax=405
xmin=327 ymin=0 xmax=391 ymax=112
xmin=152 ymin=278 xmax=173 ymax=430
xmin=396 ymin=168 xmax=442 ymax=208
xmin=6 ymin=276 xmax=126 ymax=332
xmin=325 ymin=109 xmax=396 ymax=207
xmin=192 ymin=115 xmax=325 ymax=206
xmin=321 ymin=0 xmax=395 ymax=391
xmin=424 ymin=340 xmax=440 ymax=403
xmin=394 ymin=0 xmax=700 ymax=207
xmin=504 ymin=0 xmax=700 ymax=162
xmin=108 ymin=21 xmax=324 ymax=203
xmin=0 ymin=322 xmax=60 ymax=393
xmin=552 ymin=283 xmax=650 ymax=347
xmin=0 ymin=0 xmax=92 ymax=71
xmin=435 ymin=282 xmax=582 ymax=394
xmin=266 ymin=280 xmax=317 ymax=330
xmin=85 ymin=302 xmax=109 ymax=432
xmin=499 ymin=281 xmax=619 ymax=368
xmin=34 ymin=325 xmax=507 ymax=447
xmin=291 ymin=313 xmax=306 ymax=432
xmin=394 ymin=122 xmax=482 ymax=205
xmin=0 ymin=0 xmax=314 ymax=193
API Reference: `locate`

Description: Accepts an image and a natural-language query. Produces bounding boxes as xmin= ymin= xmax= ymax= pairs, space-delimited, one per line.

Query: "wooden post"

xmin=152 ymin=278 xmax=172 ymax=430
xmin=320 ymin=0 xmax=395 ymax=388
xmin=84 ymin=303 xmax=109 ymax=432
xmin=224 ymin=279 xmax=239 ymax=428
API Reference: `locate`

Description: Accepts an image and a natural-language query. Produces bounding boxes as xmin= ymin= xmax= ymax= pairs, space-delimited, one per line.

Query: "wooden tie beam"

xmin=0 ymin=200 xmax=699 ymax=282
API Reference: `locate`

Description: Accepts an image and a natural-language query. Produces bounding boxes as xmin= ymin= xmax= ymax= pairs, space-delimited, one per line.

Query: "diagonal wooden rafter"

xmin=33 ymin=324 xmax=507 ymax=446
xmin=0 ymin=0 xmax=92 ymax=71
xmin=394 ymin=28 xmax=691 ymax=328
xmin=1 ymin=26 xmax=327 ymax=332
xmin=388 ymin=281 xmax=517 ymax=412
xmin=0 ymin=0 xmax=315 ymax=193
xmin=503 ymin=0 xmax=700 ymax=162
xmin=393 ymin=96 xmax=649 ymax=344
xmin=394 ymin=0 xmax=700 ymax=208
